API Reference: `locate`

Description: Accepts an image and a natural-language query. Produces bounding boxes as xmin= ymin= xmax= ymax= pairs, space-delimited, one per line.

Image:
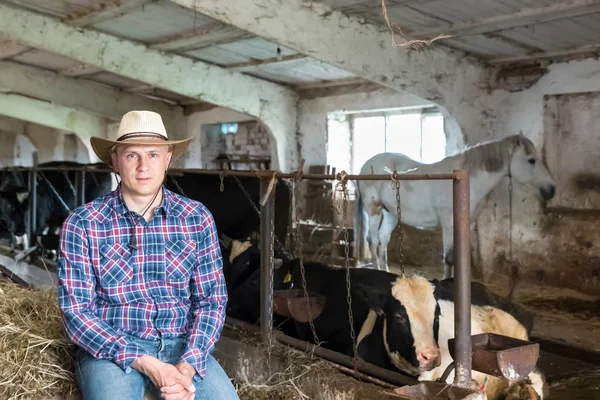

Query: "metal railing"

xmin=0 ymin=161 xmax=472 ymax=388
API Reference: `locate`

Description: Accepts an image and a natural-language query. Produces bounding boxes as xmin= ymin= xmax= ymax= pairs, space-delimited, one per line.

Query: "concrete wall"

xmin=201 ymin=121 xmax=272 ymax=170
xmin=472 ymin=58 xmax=600 ymax=295
xmin=298 ymin=58 xmax=600 ymax=295
xmin=0 ymin=130 xmax=37 ymax=167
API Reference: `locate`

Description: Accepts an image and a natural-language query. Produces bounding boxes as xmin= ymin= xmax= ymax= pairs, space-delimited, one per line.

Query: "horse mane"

xmin=459 ymin=134 xmax=534 ymax=173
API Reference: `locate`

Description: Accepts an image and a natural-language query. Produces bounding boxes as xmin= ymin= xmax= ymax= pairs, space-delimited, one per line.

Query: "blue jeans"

xmin=75 ymin=335 xmax=239 ymax=400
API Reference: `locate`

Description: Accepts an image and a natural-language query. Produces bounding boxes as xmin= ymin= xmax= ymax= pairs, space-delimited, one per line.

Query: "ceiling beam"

xmin=0 ymin=3 xmax=296 ymax=117
xmin=412 ymin=0 xmax=600 ymax=39
xmin=58 ymin=62 xmax=103 ymax=77
xmin=0 ymin=39 xmax=30 ymax=59
xmin=0 ymin=60 xmax=179 ymax=123
xmin=490 ymin=43 xmax=600 ymax=64
xmin=227 ymin=54 xmax=306 ymax=72
xmin=169 ymin=0 xmax=485 ymax=106
xmin=66 ymin=0 xmax=154 ymax=27
xmin=150 ymin=22 xmax=252 ymax=52
xmin=0 ymin=3 xmax=298 ymax=170
xmin=0 ymin=93 xmax=108 ymax=146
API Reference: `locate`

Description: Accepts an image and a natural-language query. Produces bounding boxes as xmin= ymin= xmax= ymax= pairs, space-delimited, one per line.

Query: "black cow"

xmin=0 ymin=162 xmax=112 ymax=248
xmin=219 ymin=238 xmax=288 ymax=324
xmin=226 ymin=257 xmax=546 ymax=399
xmin=165 ymin=173 xmax=291 ymax=250
xmin=0 ymin=172 xmax=29 ymax=246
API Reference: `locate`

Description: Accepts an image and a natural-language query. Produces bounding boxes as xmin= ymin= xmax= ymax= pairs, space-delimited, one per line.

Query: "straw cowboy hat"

xmin=91 ymin=110 xmax=192 ymax=168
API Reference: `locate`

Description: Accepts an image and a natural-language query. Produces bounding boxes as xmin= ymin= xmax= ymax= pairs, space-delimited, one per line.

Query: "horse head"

xmin=508 ymin=133 xmax=556 ymax=201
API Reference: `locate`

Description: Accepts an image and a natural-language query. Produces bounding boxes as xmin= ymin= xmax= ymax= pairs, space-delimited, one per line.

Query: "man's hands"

xmin=132 ymin=356 xmax=197 ymax=400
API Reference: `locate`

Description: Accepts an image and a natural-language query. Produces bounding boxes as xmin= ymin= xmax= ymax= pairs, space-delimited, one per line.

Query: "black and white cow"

xmin=0 ymin=162 xmax=113 ymax=249
xmin=0 ymin=170 xmax=30 ymax=246
xmin=271 ymin=261 xmax=545 ymax=399
xmin=220 ymin=238 xmax=289 ymax=324
xmin=419 ymin=279 xmax=546 ymax=400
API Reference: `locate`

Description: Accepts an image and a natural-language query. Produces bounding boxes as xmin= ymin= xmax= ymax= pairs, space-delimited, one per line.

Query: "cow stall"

xmin=1 ymin=163 xmax=599 ymax=399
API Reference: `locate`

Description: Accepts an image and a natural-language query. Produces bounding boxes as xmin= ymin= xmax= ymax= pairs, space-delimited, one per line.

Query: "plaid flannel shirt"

xmin=57 ymin=185 xmax=227 ymax=381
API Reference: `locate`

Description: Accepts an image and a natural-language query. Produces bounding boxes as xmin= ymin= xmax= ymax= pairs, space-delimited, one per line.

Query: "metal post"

xmin=76 ymin=170 xmax=86 ymax=206
xmin=28 ymin=152 xmax=38 ymax=248
xmin=453 ymin=169 xmax=472 ymax=387
xmin=259 ymin=178 xmax=274 ymax=342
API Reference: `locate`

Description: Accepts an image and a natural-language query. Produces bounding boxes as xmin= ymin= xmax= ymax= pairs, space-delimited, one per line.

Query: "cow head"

xmin=355 ymin=275 xmax=441 ymax=376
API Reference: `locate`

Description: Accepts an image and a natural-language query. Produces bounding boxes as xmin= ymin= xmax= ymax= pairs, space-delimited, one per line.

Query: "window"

xmin=327 ymin=107 xmax=446 ymax=175
xmin=220 ymin=123 xmax=238 ymax=134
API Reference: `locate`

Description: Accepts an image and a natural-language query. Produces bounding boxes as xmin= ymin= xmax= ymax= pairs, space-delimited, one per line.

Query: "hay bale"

xmin=0 ymin=282 xmax=76 ymax=399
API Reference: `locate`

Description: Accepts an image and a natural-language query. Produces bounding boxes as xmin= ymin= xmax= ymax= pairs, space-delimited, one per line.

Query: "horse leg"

xmin=367 ymin=209 xmax=383 ymax=270
xmin=442 ymin=226 xmax=454 ymax=279
xmin=378 ymin=208 xmax=397 ymax=273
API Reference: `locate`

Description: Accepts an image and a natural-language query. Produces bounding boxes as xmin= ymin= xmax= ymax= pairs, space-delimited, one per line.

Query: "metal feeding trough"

xmin=273 ymin=289 xmax=326 ymax=322
xmin=394 ymin=381 xmax=484 ymax=400
xmin=448 ymin=333 xmax=540 ymax=381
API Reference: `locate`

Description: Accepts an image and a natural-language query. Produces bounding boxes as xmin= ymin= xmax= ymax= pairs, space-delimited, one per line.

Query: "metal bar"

xmin=259 ymin=178 xmax=274 ymax=342
xmin=168 ymin=168 xmax=456 ymax=181
xmin=76 ymin=170 xmax=86 ymax=206
xmin=275 ymin=333 xmax=418 ymax=387
xmin=28 ymin=153 xmax=38 ymax=247
xmin=452 ymin=169 xmax=472 ymax=387
xmin=0 ymin=166 xmax=458 ymax=181
xmin=224 ymin=317 xmax=416 ymax=387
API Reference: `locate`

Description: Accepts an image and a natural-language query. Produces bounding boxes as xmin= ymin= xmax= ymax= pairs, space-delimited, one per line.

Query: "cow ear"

xmin=352 ymin=282 xmax=387 ymax=314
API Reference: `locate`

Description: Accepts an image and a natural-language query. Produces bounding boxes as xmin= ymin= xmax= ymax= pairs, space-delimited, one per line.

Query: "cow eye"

xmin=394 ymin=313 xmax=405 ymax=323
xmin=528 ymin=158 xmax=536 ymax=165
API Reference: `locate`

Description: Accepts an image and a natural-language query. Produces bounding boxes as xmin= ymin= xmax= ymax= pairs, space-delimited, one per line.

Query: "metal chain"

xmin=62 ymin=170 xmax=77 ymax=197
xmin=339 ymin=177 xmax=358 ymax=370
xmin=230 ymin=174 xmax=289 ymax=258
xmin=169 ymin=175 xmax=187 ymax=197
xmin=394 ymin=179 xmax=404 ymax=275
xmin=292 ymin=177 xmax=321 ymax=346
xmin=267 ymin=180 xmax=275 ymax=375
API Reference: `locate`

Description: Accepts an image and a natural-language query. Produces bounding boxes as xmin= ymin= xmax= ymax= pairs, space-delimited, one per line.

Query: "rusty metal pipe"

xmin=224 ymin=317 xmax=407 ymax=388
xmin=275 ymin=332 xmax=417 ymax=387
xmin=259 ymin=178 xmax=274 ymax=343
xmin=225 ymin=318 xmax=416 ymax=387
xmin=452 ymin=169 xmax=472 ymax=387
xmin=1 ymin=166 xmax=457 ymax=182
xmin=28 ymin=153 xmax=38 ymax=247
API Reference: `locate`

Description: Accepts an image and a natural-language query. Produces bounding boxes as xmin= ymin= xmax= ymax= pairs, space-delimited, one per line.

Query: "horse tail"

xmin=353 ymin=180 xmax=366 ymax=263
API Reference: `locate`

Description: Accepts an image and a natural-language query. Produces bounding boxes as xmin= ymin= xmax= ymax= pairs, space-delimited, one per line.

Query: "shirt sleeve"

xmin=178 ymin=210 xmax=228 ymax=380
xmin=57 ymin=212 xmax=151 ymax=372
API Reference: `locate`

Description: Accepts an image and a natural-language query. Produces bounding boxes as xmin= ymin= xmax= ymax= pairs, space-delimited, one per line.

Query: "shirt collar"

xmin=113 ymin=183 xmax=172 ymax=216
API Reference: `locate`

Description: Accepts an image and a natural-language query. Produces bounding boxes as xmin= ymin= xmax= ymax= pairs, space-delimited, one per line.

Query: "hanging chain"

xmin=292 ymin=177 xmax=321 ymax=346
xmin=338 ymin=175 xmax=359 ymax=371
xmin=267 ymin=179 xmax=275 ymax=375
xmin=62 ymin=170 xmax=77 ymax=197
xmin=393 ymin=177 xmax=404 ymax=275
xmin=231 ymin=175 xmax=289 ymax=258
xmin=219 ymin=172 xmax=225 ymax=192
xmin=169 ymin=175 xmax=187 ymax=197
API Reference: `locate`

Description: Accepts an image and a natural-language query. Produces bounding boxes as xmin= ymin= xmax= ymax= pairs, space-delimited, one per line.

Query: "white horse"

xmin=353 ymin=133 xmax=556 ymax=278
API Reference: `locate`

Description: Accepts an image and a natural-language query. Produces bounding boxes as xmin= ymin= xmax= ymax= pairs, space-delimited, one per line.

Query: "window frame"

xmin=347 ymin=106 xmax=443 ymax=173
